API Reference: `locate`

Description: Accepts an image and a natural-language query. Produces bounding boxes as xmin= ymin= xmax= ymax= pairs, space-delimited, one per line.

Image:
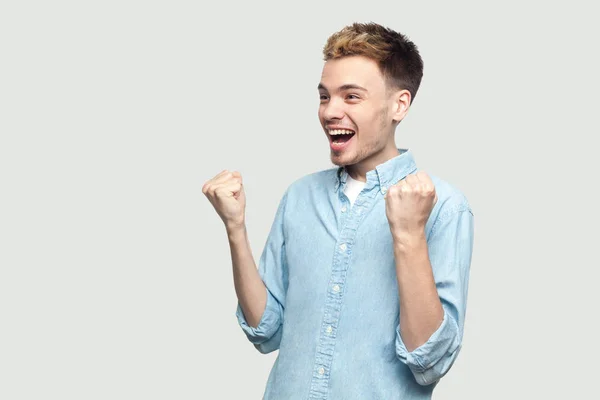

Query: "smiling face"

xmin=318 ymin=55 xmax=411 ymax=178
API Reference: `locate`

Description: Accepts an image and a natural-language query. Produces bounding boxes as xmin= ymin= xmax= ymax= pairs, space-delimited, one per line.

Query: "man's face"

xmin=318 ymin=55 xmax=401 ymax=169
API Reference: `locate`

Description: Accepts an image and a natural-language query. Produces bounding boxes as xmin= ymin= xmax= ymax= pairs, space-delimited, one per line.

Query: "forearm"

xmin=394 ymin=232 xmax=444 ymax=352
xmin=227 ymin=225 xmax=267 ymax=328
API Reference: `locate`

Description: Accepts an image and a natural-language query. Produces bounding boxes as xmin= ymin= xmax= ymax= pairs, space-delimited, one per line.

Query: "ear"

xmin=390 ymin=89 xmax=411 ymax=123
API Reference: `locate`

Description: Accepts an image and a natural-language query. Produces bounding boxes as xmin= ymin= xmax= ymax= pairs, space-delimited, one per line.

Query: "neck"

xmin=346 ymin=145 xmax=400 ymax=182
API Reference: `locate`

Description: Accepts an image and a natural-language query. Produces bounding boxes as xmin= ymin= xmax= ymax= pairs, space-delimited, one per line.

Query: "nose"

xmin=321 ymin=97 xmax=345 ymax=121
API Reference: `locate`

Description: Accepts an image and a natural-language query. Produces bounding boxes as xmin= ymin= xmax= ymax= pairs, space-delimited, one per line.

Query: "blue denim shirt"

xmin=236 ymin=149 xmax=474 ymax=399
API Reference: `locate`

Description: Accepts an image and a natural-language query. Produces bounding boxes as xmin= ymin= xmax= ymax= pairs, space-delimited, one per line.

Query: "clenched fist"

xmin=202 ymin=170 xmax=246 ymax=231
xmin=384 ymin=171 xmax=438 ymax=240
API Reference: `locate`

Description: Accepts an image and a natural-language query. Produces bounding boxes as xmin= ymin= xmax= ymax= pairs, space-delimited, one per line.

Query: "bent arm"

xmin=233 ymin=190 xmax=289 ymax=353
xmin=395 ymin=205 xmax=474 ymax=385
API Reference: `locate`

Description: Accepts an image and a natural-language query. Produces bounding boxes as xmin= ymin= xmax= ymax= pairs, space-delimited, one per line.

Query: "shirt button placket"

xmin=311 ymin=185 xmax=375 ymax=399
xmin=310 ymin=194 xmax=360 ymax=399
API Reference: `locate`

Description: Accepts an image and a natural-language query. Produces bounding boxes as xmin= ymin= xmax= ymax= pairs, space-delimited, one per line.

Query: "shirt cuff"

xmin=235 ymin=290 xmax=283 ymax=345
xmin=395 ymin=310 xmax=462 ymax=385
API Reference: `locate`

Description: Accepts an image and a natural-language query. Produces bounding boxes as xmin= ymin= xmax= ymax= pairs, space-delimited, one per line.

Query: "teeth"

xmin=329 ymin=129 xmax=355 ymax=135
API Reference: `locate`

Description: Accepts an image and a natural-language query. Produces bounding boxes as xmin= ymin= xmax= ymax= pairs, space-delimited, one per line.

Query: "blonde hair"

xmin=323 ymin=22 xmax=424 ymax=103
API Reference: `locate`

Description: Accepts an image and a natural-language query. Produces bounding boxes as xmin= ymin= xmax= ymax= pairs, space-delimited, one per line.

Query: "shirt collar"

xmin=334 ymin=148 xmax=417 ymax=194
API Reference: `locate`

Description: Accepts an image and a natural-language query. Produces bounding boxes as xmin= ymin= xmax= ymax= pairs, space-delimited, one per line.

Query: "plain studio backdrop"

xmin=1 ymin=1 xmax=598 ymax=399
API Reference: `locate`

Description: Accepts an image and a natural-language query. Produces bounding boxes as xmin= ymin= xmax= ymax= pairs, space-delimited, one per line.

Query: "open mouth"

xmin=328 ymin=129 xmax=356 ymax=145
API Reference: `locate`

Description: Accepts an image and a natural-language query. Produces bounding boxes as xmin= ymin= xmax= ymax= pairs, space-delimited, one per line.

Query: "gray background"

xmin=1 ymin=0 xmax=598 ymax=399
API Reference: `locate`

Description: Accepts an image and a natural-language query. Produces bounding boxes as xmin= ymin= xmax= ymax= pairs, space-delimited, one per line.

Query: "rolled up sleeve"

xmin=236 ymin=289 xmax=284 ymax=353
xmin=395 ymin=203 xmax=475 ymax=385
xmin=234 ymin=190 xmax=289 ymax=354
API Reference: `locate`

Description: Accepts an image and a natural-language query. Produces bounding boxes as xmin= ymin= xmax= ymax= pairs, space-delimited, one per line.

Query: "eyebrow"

xmin=318 ymin=83 xmax=368 ymax=92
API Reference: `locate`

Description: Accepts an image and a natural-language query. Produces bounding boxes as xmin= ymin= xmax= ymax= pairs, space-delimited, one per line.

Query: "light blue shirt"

xmin=236 ymin=148 xmax=475 ymax=399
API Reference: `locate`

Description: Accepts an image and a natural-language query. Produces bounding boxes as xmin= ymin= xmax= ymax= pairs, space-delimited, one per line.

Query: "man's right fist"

xmin=202 ymin=170 xmax=246 ymax=230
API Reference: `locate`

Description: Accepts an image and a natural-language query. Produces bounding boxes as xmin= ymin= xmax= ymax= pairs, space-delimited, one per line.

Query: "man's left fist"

xmin=384 ymin=171 xmax=438 ymax=238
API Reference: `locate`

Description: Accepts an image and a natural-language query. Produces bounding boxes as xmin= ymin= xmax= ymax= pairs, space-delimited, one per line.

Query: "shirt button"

xmin=326 ymin=326 xmax=333 ymax=334
xmin=339 ymin=243 xmax=347 ymax=251
xmin=318 ymin=367 xmax=325 ymax=375
xmin=381 ymin=186 xmax=388 ymax=194
xmin=332 ymin=284 xmax=340 ymax=292
xmin=341 ymin=206 xmax=347 ymax=213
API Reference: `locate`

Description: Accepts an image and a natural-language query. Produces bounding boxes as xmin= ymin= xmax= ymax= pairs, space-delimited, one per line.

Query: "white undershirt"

xmin=343 ymin=174 xmax=366 ymax=207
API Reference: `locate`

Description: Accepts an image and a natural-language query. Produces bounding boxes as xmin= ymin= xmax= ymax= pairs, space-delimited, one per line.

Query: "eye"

xmin=319 ymin=94 xmax=329 ymax=101
xmin=346 ymin=94 xmax=360 ymax=100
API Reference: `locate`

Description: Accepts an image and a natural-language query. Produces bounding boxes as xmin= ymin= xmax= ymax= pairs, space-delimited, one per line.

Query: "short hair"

xmin=323 ymin=22 xmax=424 ymax=104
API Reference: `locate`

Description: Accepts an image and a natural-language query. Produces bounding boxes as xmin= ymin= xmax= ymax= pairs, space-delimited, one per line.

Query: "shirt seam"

xmin=429 ymin=202 xmax=472 ymax=237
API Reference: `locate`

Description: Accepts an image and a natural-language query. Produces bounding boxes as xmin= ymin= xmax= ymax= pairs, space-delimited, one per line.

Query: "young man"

xmin=203 ymin=22 xmax=474 ymax=400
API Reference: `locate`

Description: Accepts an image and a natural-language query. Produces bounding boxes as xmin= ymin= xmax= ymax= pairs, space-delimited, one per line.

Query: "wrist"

xmin=226 ymin=223 xmax=247 ymax=242
xmin=391 ymin=228 xmax=426 ymax=250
